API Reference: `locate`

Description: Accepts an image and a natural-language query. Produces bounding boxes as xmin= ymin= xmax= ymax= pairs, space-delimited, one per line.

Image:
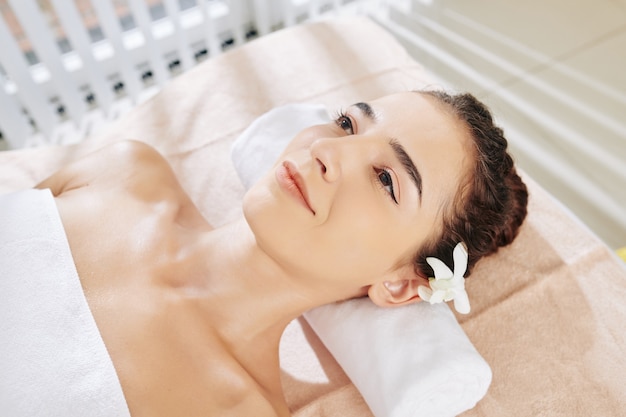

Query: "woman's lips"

xmin=275 ymin=161 xmax=315 ymax=214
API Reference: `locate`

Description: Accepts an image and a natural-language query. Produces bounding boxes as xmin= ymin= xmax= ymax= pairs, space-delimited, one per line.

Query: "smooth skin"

xmin=36 ymin=92 xmax=472 ymax=416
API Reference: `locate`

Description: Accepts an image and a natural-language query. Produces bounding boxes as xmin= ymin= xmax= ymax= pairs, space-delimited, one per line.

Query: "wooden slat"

xmin=252 ymin=0 xmax=271 ymax=36
xmin=199 ymin=0 xmax=221 ymax=57
xmin=228 ymin=0 xmax=245 ymax=46
xmin=49 ymin=0 xmax=115 ymax=110
xmin=309 ymin=0 xmax=321 ymax=19
xmin=127 ymin=0 xmax=169 ymax=86
xmin=281 ymin=0 xmax=296 ymax=27
xmin=162 ymin=0 xmax=194 ymax=71
xmin=89 ymin=0 xmax=142 ymax=100
xmin=0 ymin=83 xmax=31 ymax=149
xmin=0 ymin=13 xmax=57 ymax=137
xmin=9 ymin=0 xmax=86 ymax=124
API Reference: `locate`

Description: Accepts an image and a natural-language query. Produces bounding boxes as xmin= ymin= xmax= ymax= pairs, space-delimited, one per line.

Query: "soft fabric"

xmin=0 ymin=189 xmax=130 ymax=417
xmin=305 ymin=301 xmax=491 ymax=417
xmin=0 ymin=16 xmax=625 ymax=417
xmin=231 ymin=103 xmax=331 ymax=190
xmin=231 ymin=103 xmax=492 ymax=417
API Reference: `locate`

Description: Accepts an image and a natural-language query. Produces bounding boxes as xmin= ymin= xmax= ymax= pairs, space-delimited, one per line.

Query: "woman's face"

xmin=243 ymin=92 xmax=472 ymax=297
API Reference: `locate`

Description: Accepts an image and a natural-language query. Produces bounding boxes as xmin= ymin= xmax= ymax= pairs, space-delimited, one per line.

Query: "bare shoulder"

xmin=36 ymin=140 xmax=176 ymax=196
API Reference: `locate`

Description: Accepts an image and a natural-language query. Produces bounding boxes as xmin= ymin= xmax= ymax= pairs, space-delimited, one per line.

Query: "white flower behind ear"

xmin=417 ymin=242 xmax=471 ymax=314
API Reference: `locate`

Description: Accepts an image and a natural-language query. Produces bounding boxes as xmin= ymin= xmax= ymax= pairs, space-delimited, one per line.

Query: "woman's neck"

xmin=184 ymin=219 xmax=325 ymax=365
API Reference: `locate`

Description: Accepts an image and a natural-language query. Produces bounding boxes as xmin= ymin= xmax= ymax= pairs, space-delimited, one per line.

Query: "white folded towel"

xmin=231 ymin=103 xmax=331 ymax=190
xmin=305 ymin=300 xmax=492 ymax=417
xmin=0 ymin=189 xmax=130 ymax=417
xmin=232 ymin=103 xmax=492 ymax=417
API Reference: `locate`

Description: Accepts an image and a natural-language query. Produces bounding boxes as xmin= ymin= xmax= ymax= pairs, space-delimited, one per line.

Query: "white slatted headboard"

xmin=0 ymin=0 xmax=369 ymax=149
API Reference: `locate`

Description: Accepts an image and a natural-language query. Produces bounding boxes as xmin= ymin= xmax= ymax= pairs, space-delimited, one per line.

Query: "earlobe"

xmin=384 ymin=280 xmax=409 ymax=296
xmin=368 ymin=270 xmax=429 ymax=308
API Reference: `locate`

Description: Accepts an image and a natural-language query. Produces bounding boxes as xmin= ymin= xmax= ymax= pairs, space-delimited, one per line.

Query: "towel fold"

xmin=232 ymin=103 xmax=492 ymax=417
xmin=0 ymin=189 xmax=130 ymax=417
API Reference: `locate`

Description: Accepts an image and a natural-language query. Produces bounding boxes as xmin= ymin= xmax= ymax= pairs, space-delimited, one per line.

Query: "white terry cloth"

xmin=231 ymin=103 xmax=331 ymax=190
xmin=305 ymin=300 xmax=491 ymax=417
xmin=232 ymin=104 xmax=492 ymax=417
xmin=0 ymin=189 xmax=130 ymax=417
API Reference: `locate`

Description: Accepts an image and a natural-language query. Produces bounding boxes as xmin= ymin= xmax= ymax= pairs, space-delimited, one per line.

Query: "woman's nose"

xmin=310 ymin=137 xmax=342 ymax=183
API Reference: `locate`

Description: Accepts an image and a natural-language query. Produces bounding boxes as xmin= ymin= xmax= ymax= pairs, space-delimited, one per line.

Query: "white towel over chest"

xmin=0 ymin=189 xmax=130 ymax=417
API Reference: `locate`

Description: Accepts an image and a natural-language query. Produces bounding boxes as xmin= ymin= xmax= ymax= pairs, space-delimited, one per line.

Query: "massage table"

xmin=1 ymin=16 xmax=625 ymax=417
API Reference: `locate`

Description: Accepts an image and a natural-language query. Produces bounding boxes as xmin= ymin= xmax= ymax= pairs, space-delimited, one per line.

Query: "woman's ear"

xmin=368 ymin=266 xmax=430 ymax=308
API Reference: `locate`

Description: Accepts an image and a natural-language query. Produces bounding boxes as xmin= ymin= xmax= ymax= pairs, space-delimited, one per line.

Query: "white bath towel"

xmin=232 ymin=103 xmax=492 ymax=417
xmin=0 ymin=189 xmax=130 ymax=417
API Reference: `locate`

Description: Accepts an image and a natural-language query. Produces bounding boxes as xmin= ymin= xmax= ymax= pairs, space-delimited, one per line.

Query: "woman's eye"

xmin=377 ymin=169 xmax=398 ymax=204
xmin=335 ymin=114 xmax=354 ymax=134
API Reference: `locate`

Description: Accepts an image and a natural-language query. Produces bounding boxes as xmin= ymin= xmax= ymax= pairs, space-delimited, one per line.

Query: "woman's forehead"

xmin=365 ymin=92 xmax=469 ymax=148
xmin=370 ymin=92 xmax=473 ymax=209
xmin=369 ymin=92 xmax=445 ymax=117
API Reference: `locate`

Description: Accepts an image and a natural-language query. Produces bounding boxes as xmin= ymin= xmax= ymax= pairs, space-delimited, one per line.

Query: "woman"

xmin=33 ymin=90 xmax=527 ymax=416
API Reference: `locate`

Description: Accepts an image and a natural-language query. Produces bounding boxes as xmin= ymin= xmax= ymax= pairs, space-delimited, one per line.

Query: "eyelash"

xmin=375 ymin=168 xmax=398 ymax=204
xmin=333 ymin=110 xmax=354 ymax=134
xmin=333 ymin=110 xmax=397 ymax=204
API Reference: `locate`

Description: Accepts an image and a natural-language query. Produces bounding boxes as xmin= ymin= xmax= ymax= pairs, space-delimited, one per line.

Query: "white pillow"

xmin=231 ymin=103 xmax=492 ymax=417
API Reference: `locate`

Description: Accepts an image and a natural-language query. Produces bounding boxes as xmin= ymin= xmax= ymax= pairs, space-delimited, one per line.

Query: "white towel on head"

xmin=232 ymin=103 xmax=492 ymax=417
xmin=231 ymin=102 xmax=331 ymax=190
xmin=0 ymin=189 xmax=130 ymax=417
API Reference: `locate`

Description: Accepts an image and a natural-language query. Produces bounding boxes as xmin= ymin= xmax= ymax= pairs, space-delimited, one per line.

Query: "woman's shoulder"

xmin=36 ymin=140 xmax=177 ymax=196
xmin=100 ymin=140 xmax=180 ymax=188
xmin=87 ymin=139 xmax=174 ymax=181
xmin=103 ymin=140 xmax=168 ymax=167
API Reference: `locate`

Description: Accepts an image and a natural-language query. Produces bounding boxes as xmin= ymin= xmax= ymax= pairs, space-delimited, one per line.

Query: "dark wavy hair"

xmin=414 ymin=90 xmax=528 ymax=277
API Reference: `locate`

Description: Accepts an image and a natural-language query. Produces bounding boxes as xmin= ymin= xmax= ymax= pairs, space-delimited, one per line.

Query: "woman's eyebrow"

xmin=352 ymin=102 xmax=377 ymax=121
xmin=389 ymin=139 xmax=423 ymax=205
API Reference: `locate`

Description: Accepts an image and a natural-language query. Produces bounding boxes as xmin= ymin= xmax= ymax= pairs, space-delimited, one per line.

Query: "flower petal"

xmin=452 ymin=290 xmax=471 ymax=314
xmin=452 ymin=242 xmax=468 ymax=278
xmin=443 ymin=291 xmax=456 ymax=302
xmin=426 ymin=257 xmax=453 ymax=280
xmin=417 ymin=285 xmax=432 ymax=302
xmin=429 ymin=290 xmax=446 ymax=304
